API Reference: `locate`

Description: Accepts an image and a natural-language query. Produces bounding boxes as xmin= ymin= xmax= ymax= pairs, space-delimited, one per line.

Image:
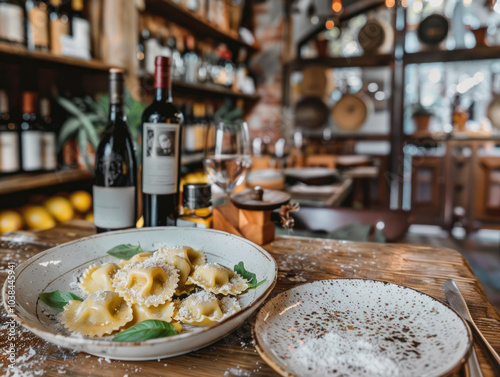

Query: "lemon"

xmin=44 ymin=197 xmax=74 ymax=223
xmin=22 ymin=206 xmax=56 ymax=230
xmin=0 ymin=210 xmax=24 ymax=234
xmin=136 ymin=216 xmax=144 ymax=228
xmin=70 ymin=191 xmax=92 ymax=213
xmin=84 ymin=212 xmax=94 ymax=222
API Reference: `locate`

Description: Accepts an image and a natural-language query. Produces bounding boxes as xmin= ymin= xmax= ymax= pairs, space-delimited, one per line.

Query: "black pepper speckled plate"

xmin=252 ymin=279 xmax=472 ymax=377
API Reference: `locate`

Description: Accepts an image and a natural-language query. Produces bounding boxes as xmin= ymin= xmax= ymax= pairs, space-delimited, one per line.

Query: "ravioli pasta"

xmin=61 ymin=291 xmax=133 ymax=337
xmin=58 ymin=245 xmax=250 ymax=338
xmin=80 ymin=263 xmax=120 ymax=294
xmin=175 ymin=290 xmax=241 ymax=326
xmin=187 ymin=263 xmax=248 ymax=295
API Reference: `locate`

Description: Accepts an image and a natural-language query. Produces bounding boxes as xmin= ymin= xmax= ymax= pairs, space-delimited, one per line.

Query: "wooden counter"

xmin=0 ymin=221 xmax=499 ymax=376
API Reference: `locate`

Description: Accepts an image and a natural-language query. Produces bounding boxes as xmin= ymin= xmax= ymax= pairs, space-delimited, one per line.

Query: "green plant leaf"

xmin=57 ymin=118 xmax=81 ymax=152
xmin=234 ymin=262 xmax=266 ymax=289
xmin=39 ymin=291 xmax=83 ymax=312
xmin=58 ymin=96 xmax=100 ymax=150
xmin=106 ymin=243 xmax=144 ymax=259
xmin=77 ymin=127 xmax=93 ymax=173
xmin=112 ymin=320 xmax=177 ymax=342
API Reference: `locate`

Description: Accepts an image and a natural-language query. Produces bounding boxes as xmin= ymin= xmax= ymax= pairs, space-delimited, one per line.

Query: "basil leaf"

xmin=39 ymin=291 xmax=83 ymax=312
xmin=234 ymin=261 xmax=266 ymax=289
xmin=106 ymin=243 xmax=143 ymax=260
xmin=113 ymin=320 xmax=178 ymax=342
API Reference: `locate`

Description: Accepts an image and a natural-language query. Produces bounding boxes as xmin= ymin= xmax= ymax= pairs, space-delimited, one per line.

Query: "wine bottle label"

xmin=21 ymin=131 xmax=42 ymax=171
xmin=0 ymin=3 xmax=24 ymax=43
xmin=143 ymin=122 xmax=180 ymax=195
xmin=145 ymin=39 xmax=160 ymax=75
xmin=50 ymin=19 xmax=70 ymax=55
xmin=28 ymin=7 xmax=49 ymax=47
xmin=93 ymin=186 xmax=136 ymax=229
xmin=72 ymin=17 xmax=90 ymax=54
xmin=0 ymin=132 xmax=20 ymax=173
xmin=42 ymin=132 xmax=57 ymax=170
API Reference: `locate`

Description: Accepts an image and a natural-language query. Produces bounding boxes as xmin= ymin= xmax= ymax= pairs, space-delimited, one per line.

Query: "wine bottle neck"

xmin=108 ymin=103 xmax=127 ymax=124
xmin=154 ymin=88 xmax=172 ymax=103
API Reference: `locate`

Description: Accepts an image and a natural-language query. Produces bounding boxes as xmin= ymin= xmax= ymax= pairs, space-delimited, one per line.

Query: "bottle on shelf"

xmin=182 ymin=101 xmax=195 ymax=153
xmin=159 ymin=26 xmax=172 ymax=58
xmin=20 ymin=91 xmax=43 ymax=173
xmin=68 ymin=0 xmax=91 ymax=59
xmin=183 ymin=35 xmax=200 ymax=83
xmin=93 ymin=68 xmax=138 ymax=233
xmin=218 ymin=48 xmax=235 ymax=88
xmin=0 ymin=89 xmax=20 ymax=176
xmin=0 ymin=0 xmax=25 ymax=47
xmin=40 ymin=97 xmax=57 ymax=171
xmin=26 ymin=0 xmax=49 ymax=51
xmin=49 ymin=0 xmax=70 ymax=55
xmin=184 ymin=102 xmax=207 ymax=153
xmin=144 ymin=20 xmax=161 ymax=76
xmin=174 ymin=34 xmax=186 ymax=80
xmin=141 ymin=56 xmax=184 ymax=227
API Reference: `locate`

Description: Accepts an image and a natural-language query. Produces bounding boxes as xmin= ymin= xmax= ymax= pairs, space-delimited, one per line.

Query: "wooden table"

xmin=1 ymin=221 xmax=499 ymax=376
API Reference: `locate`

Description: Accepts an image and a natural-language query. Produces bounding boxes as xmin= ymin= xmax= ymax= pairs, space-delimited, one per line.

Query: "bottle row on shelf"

xmin=170 ymin=0 xmax=243 ymax=38
xmin=0 ymin=89 xmax=58 ymax=175
xmin=0 ymin=0 xmax=91 ymax=59
xmin=138 ymin=14 xmax=256 ymax=95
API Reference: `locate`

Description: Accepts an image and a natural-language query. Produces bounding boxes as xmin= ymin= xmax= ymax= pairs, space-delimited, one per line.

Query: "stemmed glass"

xmin=203 ymin=121 xmax=252 ymax=202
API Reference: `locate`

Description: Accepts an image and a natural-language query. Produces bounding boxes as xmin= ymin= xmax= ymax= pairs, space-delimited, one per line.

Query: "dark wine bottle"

xmin=141 ymin=56 xmax=183 ymax=227
xmin=20 ymin=91 xmax=43 ymax=173
xmin=0 ymin=89 xmax=21 ymax=176
xmin=40 ymin=97 xmax=57 ymax=171
xmin=93 ymin=69 xmax=137 ymax=233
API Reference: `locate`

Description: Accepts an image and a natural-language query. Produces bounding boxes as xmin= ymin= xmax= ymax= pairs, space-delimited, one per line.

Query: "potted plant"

xmin=411 ymin=103 xmax=434 ymax=133
xmin=57 ymin=91 xmax=145 ymax=173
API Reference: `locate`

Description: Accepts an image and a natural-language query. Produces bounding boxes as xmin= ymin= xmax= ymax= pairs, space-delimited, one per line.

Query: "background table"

xmin=1 ymin=221 xmax=499 ymax=376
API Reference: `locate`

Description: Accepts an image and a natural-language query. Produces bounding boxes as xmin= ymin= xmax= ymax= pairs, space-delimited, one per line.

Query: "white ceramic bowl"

xmin=2 ymin=227 xmax=277 ymax=360
xmin=253 ymin=279 xmax=472 ymax=377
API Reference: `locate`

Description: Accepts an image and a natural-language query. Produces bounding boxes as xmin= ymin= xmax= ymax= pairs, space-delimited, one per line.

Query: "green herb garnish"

xmin=112 ymin=320 xmax=178 ymax=342
xmin=39 ymin=291 xmax=83 ymax=312
xmin=234 ymin=261 xmax=266 ymax=289
xmin=106 ymin=243 xmax=144 ymax=260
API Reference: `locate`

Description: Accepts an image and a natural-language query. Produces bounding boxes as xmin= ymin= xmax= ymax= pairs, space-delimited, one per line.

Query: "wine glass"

xmin=203 ymin=121 xmax=252 ymax=202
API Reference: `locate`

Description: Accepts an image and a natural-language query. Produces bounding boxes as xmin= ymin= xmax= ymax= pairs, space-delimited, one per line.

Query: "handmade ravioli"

xmin=156 ymin=246 xmax=206 ymax=269
xmin=175 ymin=290 xmax=241 ymax=326
xmin=187 ymin=263 xmax=248 ymax=295
xmin=61 ymin=290 xmax=132 ymax=337
xmin=119 ymin=252 xmax=154 ymax=268
xmin=128 ymin=301 xmax=176 ymax=327
xmin=163 ymin=255 xmax=195 ymax=295
xmin=80 ymin=263 xmax=120 ymax=294
xmin=112 ymin=258 xmax=179 ymax=307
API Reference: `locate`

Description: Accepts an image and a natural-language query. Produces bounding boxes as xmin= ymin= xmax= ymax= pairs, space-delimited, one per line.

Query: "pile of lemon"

xmin=0 ymin=191 xmax=93 ymax=234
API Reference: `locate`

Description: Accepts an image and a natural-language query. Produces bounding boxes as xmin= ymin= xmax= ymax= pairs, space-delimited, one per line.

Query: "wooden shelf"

xmin=404 ymin=46 xmax=500 ymax=65
xmin=307 ymin=134 xmax=391 ymax=142
xmin=287 ymin=54 xmax=394 ymax=70
xmin=145 ymin=0 xmax=259 ymax=53
xmin=140 ymin=75 xmax=260 ymax=101
xmin=0 ymin=43 xmax=121 ymax=72
xmin=0 ymin=168 xmax=92 ymax=195
xmin=172 ymin=80 xmax=260 ymax=101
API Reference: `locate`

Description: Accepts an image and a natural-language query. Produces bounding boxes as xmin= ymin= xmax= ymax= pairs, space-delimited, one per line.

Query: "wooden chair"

xmin=290 ymin=207 xmax=413 ymax=242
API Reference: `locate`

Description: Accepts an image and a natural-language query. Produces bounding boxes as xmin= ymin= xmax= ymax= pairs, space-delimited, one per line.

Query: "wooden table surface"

xmin=1 ymin=221 xmax=499 ymax=376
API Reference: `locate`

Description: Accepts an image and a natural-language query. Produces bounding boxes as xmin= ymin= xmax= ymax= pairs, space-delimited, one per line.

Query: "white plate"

xmin=2 ymin=227 xmax=277 ymax=360
xmin=253 ymin=279 xmax=471 ymax=377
